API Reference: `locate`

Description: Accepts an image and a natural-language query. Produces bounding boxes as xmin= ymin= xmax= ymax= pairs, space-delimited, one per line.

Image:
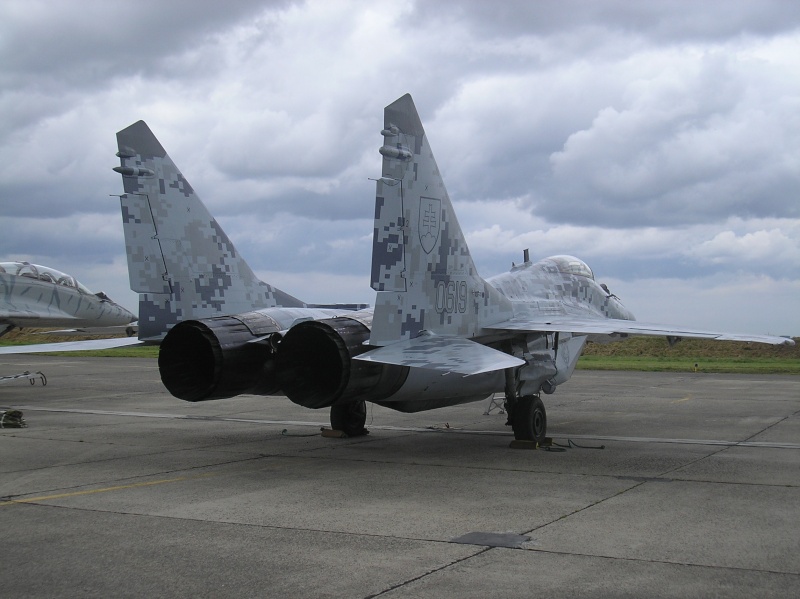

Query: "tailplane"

xmin=369 ymin=94 xmax=512 ymax=346
xmin=114 ymin=121 xmax=304 ymax=340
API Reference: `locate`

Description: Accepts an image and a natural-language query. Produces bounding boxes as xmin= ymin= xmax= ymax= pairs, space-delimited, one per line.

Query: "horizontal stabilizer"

xmin=355 ymin=333 xmax=524 ymax=375
xmin=0 ymin=337 xmax=145 ymax=355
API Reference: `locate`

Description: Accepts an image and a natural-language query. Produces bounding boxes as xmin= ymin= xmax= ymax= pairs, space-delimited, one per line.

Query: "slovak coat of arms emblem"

xmin=419 ymin=197 xmax=441 ymax=254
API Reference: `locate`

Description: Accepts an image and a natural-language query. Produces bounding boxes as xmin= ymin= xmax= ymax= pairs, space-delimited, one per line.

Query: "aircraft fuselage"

xmin=488 ymin=255 xmax=635 ymax=323
xmin=0 ymin=265 xmax=136 ymax=333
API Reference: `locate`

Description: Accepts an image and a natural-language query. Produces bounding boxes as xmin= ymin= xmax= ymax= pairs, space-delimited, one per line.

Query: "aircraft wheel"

xmin=330 ymin=400 xmax=368 ymax=437
xmin=511 ymin=395 xmax=547 ymax=443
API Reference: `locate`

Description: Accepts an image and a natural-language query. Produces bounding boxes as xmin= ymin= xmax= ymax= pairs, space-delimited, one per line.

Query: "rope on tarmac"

xmin=553 ymin=439 xmax=605 ymax=450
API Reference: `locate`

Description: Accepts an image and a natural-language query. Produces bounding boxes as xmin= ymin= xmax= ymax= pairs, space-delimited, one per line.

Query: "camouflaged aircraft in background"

xmin=0 ymin=261 xmax=136 ymax=338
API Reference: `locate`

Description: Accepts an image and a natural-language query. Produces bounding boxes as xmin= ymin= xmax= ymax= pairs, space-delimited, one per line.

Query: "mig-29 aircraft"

xmin=151 ymin=94 xmax=792 ymax=443
xmin=0 ymin=261 xmax=136 ymax=338
xmin=0 ymin=261 xmax=137 ymax=384
xmin=2 ymin=95 xmax=792 ymax=443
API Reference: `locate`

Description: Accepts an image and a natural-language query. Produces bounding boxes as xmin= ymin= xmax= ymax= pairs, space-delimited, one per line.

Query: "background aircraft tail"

xmin=114 ymin=121 xmax=304 ymax=340
xmin=369 ymin=94 xmax=512 ymax=346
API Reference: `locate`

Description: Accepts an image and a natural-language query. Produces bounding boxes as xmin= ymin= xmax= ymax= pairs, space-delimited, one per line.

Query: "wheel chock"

xmin=509 ymin=437 xmax=553 ymax=450
xmin=321 ymin=428 xmax=348 ymax=438
xmin=509 ymin=440 xmax=538 ymax=449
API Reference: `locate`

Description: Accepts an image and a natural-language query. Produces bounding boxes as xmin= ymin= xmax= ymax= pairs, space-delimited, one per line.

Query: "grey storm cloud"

xmin=0 ymin=0 xmax=798 ymax=335
xmin=411 ymin=0 xmax=800 ymax=41
xmin=0 ymin=1 xmax=278 ymax=81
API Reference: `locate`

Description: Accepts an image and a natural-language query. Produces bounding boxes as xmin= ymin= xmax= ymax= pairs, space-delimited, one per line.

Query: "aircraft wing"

xmin=0 ymin=337 xmax=146 ymax=354
xmin=355 ymin=333 xmax=524 ymax=375
xmin=485 ymin=315 xmax=795 ymax=346
xmin=33 ymin=325 xmax=138 ymax=336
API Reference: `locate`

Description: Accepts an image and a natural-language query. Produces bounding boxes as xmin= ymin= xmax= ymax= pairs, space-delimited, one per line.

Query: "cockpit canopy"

xmin=544 ymin=255 xmax=595 ymax=280
xmin=0 ymin=261 xmax=94 ymax=294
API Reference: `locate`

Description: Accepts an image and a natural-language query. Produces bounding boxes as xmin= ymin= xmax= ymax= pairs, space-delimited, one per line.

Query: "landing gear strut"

xmin=508 ymin=395 xmax=547 ymax=444
xmin=330 ymin=400 xmax=368 ymax=437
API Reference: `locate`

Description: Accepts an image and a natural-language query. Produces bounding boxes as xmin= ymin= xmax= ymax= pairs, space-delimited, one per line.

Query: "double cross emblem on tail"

xmin=419 ymin=197 xmax=441 ymax=254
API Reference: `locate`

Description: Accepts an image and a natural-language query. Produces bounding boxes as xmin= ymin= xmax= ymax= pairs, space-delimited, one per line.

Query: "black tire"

xmin=330 ymin=401 xmax=368 ymax=437
xmin=511 ymin=395 xmax=547 ymax=443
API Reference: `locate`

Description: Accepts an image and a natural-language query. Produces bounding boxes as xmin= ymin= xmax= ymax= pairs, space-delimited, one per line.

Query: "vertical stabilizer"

xmin=114 ymin=121 xmax=304 ymax=339
xmin=369 ymin=94 xmax=511 ymax=345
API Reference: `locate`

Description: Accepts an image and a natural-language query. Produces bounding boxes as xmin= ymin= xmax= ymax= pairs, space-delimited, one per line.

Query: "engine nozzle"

xmin=159 ymin=315 xmax=280 ymax=401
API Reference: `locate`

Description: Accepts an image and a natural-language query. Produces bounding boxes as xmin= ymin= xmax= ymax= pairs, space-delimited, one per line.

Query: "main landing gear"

xmin=507 ymin=395 xmax=547 ymax=444
xmin=329 ymin=400 xmax=369 ymax=437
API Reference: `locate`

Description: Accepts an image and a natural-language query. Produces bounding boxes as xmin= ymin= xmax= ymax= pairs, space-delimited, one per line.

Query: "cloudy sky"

xmin=2 ymin=0 xmax=799 ymax=336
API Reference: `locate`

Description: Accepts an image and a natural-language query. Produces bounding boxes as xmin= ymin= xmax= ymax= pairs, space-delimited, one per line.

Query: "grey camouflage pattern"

xmin=360 ymin=94 xmax=791 ymax=383
xmin=0 ymin=265 xmax=135 ymax=336
xmin=370 ymin=94 xmax=513 ymax=346
xmin=488 ymin=256 xmax=635 ymax=323
xmin=114 ymin=121 xmax=304 ymax=339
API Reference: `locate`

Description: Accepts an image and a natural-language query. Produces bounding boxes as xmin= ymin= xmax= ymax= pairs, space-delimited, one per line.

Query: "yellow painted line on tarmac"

xmin=671 ymin=395 xmax=693 ymax=404
xmin=0 ymin=473 xmax=215 ymax=507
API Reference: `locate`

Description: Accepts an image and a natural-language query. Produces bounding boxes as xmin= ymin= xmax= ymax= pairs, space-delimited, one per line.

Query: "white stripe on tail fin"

xmin=114 ymin=121 xmax=304 ymax=340
xmin=369 ymin=94 xmax=511 ymax=346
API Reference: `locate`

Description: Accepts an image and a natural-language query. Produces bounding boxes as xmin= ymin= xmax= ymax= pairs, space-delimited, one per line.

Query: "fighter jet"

xmin=0 ymin=261 xmax=137 ymax=338
xmin=2 ymin=97 xmax=792 ymax=444
xmin=154 ymin=94 xmax=792 ymax=443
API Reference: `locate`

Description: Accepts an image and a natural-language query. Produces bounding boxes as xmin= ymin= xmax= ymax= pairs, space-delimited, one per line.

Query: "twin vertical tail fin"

xmin=114 ymin=121 xmax=303 ymax=340
xmin=369 ymin=94 xmax=511 ymax=346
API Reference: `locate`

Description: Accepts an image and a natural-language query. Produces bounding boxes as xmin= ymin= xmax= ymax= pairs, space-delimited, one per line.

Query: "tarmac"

xmin=1 ymin=354 xmax=798 ymax=598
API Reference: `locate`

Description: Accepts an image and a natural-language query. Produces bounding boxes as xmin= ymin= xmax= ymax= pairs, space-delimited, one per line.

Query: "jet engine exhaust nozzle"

xmin=275 ymin=317 xmax=407 ymax=410
xmin=159 ymin=315 xmax=280 ymax=402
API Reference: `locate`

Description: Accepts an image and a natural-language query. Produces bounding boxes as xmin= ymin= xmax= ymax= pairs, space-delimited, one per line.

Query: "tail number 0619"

xmin=435 ymin=280 xmax=468 ymax=314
